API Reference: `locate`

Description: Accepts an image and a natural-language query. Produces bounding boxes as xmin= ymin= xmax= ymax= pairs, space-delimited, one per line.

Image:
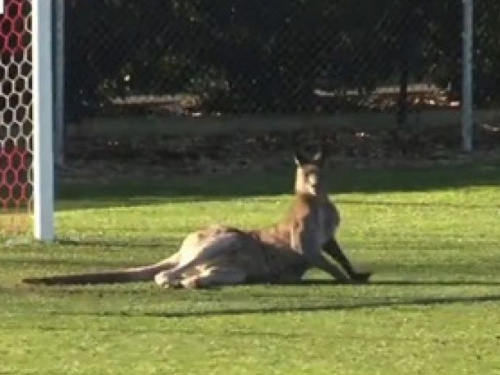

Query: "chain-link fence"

xmin=54 ymin=0 xmax=500 ymax=175
xmin=65 ymin=1 xmax=468 ymax=118
xmin=475 ymin=0 xmax=500 ymax=110
xmin=474 ymin=0 xmax=500 ymax=152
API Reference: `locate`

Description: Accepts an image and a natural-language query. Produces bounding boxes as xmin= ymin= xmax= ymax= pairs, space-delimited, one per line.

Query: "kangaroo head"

xmin=294 ymin=149 xmax=326 ymax=196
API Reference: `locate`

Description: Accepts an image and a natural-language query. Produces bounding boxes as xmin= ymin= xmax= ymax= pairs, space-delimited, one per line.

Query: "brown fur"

xmin=23 ymin=150 xmax=371 ymax=288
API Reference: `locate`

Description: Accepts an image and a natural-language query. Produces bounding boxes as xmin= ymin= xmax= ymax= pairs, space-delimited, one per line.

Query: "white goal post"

xmin=32 ymin=0 xmax=54 ymax=241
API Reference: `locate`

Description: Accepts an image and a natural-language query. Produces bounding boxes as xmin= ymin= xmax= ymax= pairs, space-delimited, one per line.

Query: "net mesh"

xmin=0 ymin=0 xmax=33 ymax=235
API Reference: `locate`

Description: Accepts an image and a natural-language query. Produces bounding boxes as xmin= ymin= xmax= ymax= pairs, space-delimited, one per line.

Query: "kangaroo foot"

xmin=351 ymin=272 xmax=372 ymax=283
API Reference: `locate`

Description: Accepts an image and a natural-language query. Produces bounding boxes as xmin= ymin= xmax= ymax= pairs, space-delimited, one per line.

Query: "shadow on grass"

xmin=338 ymin=199 xmax=500 ymax=210
xmin=14 ymin=278 xmax=500 ymax=294
xmin=282 ymin=279 xmax=500 ymax=287
xmin=57 ymin=163 xmax=500 ymax=211
xmin=49 ymin=292 xmax=500 ymax=319
xmin=142 ymin=294 xmax=500 ymax=318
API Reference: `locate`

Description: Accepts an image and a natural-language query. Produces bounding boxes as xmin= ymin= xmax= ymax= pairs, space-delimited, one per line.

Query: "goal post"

xmin=32 ymin=0 xmax=54 ymax=241
xmin=0 ymin=0 xmax=54 ymax=241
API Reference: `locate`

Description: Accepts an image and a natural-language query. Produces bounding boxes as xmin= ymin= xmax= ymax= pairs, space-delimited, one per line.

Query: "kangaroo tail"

xmin=22 ymin=253 xmax=180 ymax=286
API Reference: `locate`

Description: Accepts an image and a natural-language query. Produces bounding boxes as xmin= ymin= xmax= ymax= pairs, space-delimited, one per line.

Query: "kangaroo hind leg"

xmin=155 ymin=232 xmax=240 ymax=288
xmin=179 ymin=266 xmax=247 ymax=289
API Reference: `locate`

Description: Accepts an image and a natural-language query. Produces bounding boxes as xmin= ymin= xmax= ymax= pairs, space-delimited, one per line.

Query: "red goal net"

xmin=0 ymin=0 xmax=33 ymax=236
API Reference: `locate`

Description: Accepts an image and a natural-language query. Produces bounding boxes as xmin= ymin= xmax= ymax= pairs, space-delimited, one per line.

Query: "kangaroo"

xmin=23 ymin=149 xmax=371 ymax=288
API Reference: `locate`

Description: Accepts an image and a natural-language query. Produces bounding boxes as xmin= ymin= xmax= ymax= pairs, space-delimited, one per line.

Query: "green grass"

xmin=2 ymin=163 xmax=500 ymax=374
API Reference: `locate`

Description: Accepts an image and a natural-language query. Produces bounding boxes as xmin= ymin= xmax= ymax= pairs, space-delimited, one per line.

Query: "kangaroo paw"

xmin=351 ymin=272 xmax=372 ymax=283
xmin=154 ymin=272 xmax=183 ymax=288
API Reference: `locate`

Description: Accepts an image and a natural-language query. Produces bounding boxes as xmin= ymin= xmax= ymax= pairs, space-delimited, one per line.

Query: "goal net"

xmin=0 ymin=0 xmax=33 ymax=236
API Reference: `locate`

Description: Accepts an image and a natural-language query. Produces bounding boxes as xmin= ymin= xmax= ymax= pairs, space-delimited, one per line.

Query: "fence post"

xmin=462 ymin=0 xmax=473 ymax=152
xmin=33 ymin=0 xmax=55 ymax=241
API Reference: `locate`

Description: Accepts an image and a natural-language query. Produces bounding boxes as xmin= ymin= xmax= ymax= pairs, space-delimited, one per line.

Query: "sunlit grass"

xmin=1 ymin=163 xmax=500 ymax=374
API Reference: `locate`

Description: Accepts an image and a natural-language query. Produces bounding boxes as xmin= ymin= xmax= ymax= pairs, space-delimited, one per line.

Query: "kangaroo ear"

xmin=312 ymin=150 xmax=323 ymax=164
xmin=312 ymin=144 xmax=326 ymax=165
xmin=294 ymin=150 xmax=309 ymax=166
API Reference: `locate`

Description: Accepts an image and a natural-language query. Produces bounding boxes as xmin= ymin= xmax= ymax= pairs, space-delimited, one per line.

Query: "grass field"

xmin=1 ymin=162 xmax=500 ymax=374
